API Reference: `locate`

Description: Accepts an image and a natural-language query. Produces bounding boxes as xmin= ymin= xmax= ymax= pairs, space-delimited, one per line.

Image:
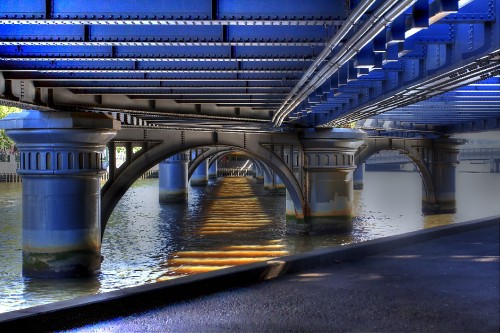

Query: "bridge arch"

xmin=354 ymin=137 xmax=436 ymax=204
xmin=188 ymin=146 xmax=272 ymax=180
xmin=188 ymin=146 xmax=235 ymax=179
xmin=101 ymin=140 xmax=305 ymax=238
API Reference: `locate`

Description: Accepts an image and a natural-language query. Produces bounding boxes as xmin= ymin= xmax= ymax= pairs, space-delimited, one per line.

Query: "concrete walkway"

xmin=64 ymin=223 xmax=499 ymax=332
xmin=1 ymin=218 xmax=498 ymax=332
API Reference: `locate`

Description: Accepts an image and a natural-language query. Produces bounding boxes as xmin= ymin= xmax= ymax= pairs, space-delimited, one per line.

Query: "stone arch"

xmin=188 ymin=147 xmax=271 ymax=180
xmin=101 ymin=141 xmax=305 ymax=238
xmin=253 ymin=159 xmax=273 ymax=182
xmin=188 ymin=146 xmax=237 ymax=179
xmin=177 ymin=145 xmax=282 ymax=191
xmin=354 ymin=138 xmax=436 ymax=203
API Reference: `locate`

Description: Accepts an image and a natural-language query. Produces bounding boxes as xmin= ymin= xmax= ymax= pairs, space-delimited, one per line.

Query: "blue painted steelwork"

xmin=0 ymin=0 xmax=498 ymax=131
xmin=355 ymin=75 xmax=500 ymax=136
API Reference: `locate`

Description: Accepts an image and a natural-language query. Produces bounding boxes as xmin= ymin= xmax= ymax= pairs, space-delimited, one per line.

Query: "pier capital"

xmin=299 ymin=128 xmax=366 ymax=170
xmin=432 ymin=138 xmax=465 ymax=167
xmin=0 ymin=110 xmax=120 ymax=176
xmin=161 ymin=152 xmax=190 ymax=164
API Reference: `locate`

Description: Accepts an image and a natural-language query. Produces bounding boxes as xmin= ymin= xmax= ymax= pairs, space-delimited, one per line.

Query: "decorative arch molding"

xmin=187 ymin=146 xmax=273 ymax=181
xmin=355 ymin=137 xmax=436 ymax=203
xmin=101 ymin=127 xmax=305 ymax=238
xmin=188 ymin=146 xmax=237 ymax=179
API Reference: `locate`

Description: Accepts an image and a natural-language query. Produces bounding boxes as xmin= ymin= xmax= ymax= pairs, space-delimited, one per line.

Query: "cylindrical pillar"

xmin=353 ymin=163 xmax=364 ymax=190
xmin=490 ymin=159 xmax=500 ymax=173
xmin=0 ymin=110 xmax=120 ymax=278
xmin=300 ymin=128 xmax=365 ymax=233
xmin=159 ymin=153 xmax=189 ymax=203
xmin=264 ymin=170 xmax=274 ymax=191
xmin=285 ymin=189 xmax=296 ymax=222
xmin=422 ymin=138 xmax=461 ymax=214
xmin=191 ymin=159 xmax=209 ymax=186
xmin=254 ymin=164 xmax=264 ymax=183
xmin=208 ymin=159 xmax=218 ymax=179
xmin=273 ymin=173 xmax=286 ymax=194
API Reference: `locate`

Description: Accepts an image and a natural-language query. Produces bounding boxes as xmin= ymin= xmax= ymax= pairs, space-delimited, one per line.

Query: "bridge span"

xmin=1 ymin=110 xmax=464 ymax=278
xmin=0 ymin=0 xmax=499 ymax=279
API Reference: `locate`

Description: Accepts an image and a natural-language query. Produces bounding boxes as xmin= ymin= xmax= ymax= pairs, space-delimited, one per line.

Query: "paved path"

xmin=66 ymin=224 xmax=499 ymax=332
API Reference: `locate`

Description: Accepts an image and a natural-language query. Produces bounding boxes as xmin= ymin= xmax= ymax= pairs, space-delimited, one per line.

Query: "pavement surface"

xmin=62 ymin=224 xmax=499 ymax=333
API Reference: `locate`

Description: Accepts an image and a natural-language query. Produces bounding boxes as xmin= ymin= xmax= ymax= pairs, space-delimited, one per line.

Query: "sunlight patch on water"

xmin=157 ymin=177 xmax=288 ymax=279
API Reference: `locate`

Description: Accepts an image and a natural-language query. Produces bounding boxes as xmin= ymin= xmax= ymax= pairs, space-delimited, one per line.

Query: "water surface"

xmin=0 ymin=171 xmax=499 ymax=313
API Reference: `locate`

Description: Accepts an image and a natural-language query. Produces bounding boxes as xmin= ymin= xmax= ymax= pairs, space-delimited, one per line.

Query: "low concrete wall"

xmin=0 ymin=215 xmax=499 ymax=331
xmin=0 ymin=156 xmax=17 ymax=174
xmin=0 ymin=156 xmax=19 ymax=182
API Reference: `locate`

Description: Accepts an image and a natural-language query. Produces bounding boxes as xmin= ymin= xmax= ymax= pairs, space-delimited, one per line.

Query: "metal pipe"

xmin=272 ymin=0 xmax=378 ymax=122
xmin=274 ymin=0 xmax=417 ymax=126
xmin=275 ymin=0 xmax=417 ymax=125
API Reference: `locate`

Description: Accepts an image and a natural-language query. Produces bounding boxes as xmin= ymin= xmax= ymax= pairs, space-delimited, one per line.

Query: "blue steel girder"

xmin=366 ymin=75 xmax=500 ymax=128
xmin=357 ymin=115 xmax=500 ymax=137
xmin=0 ymin=0 xmax=346 ymax=121
xmin=0 ymin=0 xmax=499 ymax=131
xmin=274 ymin=0 xmax=500 ymax=129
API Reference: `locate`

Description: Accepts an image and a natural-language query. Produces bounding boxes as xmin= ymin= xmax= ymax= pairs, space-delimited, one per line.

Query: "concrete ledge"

xmin=1 ymin=215 xmax=499 ymax=331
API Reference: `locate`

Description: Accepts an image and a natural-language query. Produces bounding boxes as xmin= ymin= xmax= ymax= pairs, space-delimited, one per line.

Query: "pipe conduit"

xmin=273 ymin=0 xmax=417 ymax=126
xmin=272 ymin=0 xmax=378 ymax=123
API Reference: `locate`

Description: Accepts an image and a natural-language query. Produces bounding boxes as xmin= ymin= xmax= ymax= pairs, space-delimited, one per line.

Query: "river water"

xmin=1 ymin=170 xmax=500 ymax=314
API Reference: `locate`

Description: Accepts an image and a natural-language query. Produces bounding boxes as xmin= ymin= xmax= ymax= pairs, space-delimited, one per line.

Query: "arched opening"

xmin=185 ymin=146 xmax=299 ymax=213
xmin=101 ymin=142 xmax=305 ymax=239
xmin=100 ymin=143 xmax=302 ymax=281
xmin=217 ymin=152 xmax=254 ymax=177
xmin=355 ymin=140 xmax=435 ymax=206
xmin=354 ymin=147 xmax=435 ymax=233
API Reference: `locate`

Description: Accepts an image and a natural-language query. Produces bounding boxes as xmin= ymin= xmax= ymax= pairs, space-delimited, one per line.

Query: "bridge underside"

xmin=0 ymin=0 xmax=498 ymax=132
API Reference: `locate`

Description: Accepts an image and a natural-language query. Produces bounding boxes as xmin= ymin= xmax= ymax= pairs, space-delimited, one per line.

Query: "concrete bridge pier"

xmin=353 ymin=163 xmax=365 ymax=190
xmin=263 ymin=170 xmax=275 ymax=191
xmin=0 ymin=110 xmax=119 ymax=278
xmin=285 ymin=189 xmax=296 ymax=223
xmin=263 ymin=170 xmax=285 ymax=194
xmin=490 ymin=159 xmax=500 ymax=173
xmin=274 ymin=174 xmax=286 ymax=194
xmin=423 ymin=139 xmax=461 ymax=214
xmin=159 ymin=153 xmax=189 ymax=203
xmin=191 ymin=158 xmax=209 ymax=186
xmin=208 ymin=159 xmax=218 ymax=179
xmin=254 ymin=164 xmax=264 ymax=183
xmin=300 ymin=129 xmax=365 ymax=233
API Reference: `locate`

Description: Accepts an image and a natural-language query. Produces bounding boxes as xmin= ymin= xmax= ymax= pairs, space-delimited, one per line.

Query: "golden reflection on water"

xmin=157 ymin=177 xmax=288 ymax=281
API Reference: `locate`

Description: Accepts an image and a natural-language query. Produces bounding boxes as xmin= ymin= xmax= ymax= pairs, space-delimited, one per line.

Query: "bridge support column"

xmin=423 ymin=139 xmax=461 ymax=214
xmin=0 ymin=110 xmax=119 ymax=278
xmin=208 ymin=159 xmax=218 ymax=179
xmin=490 ymin=159 xmax=500 ymax=173
xmin=191 ymin=159 xmax=209 ymax=186
xmin=274 ymin=174 xmax=286 ymax=194
xmin=159 ymin=153 xmax=189 ymax=203
xmin=353 ymin=163 xmax=364 ymax=190
xmin=264 ymin=170 xmax=274 ymax=191
xmin=285 ymin=189 xmax=297 ymax=222
xmin=300 ymin=129 xmax=365 ymax=233
xmin=254 ymin=164 xmax=264 ymax=183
